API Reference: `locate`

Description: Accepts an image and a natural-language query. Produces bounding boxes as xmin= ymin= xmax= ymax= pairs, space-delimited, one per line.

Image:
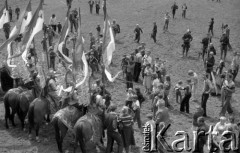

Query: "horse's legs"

xmin=10 ymin=111 xmax=16 ymax=127
xmin=5 ymin=114 xmax=9 ymax=129
xmin=58 ymin=120 xmax=68 ymax=153
xmin=35 ymin=123 xmax=40 ymax=142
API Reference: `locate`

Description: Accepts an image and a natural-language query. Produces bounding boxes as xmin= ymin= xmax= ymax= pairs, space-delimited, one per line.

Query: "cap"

xmin=220 ymin=116 xmax=227 ymax=121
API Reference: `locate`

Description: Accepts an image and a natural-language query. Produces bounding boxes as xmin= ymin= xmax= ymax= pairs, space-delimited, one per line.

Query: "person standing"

xmin=118 ymin=106 xmax=135 ymax=153
xmin=220 ymin=32 xmax=229 ymax=60
xmin=208 ymin=18 xmax=214 ymax=37
xmin=96 ymin=25 xmax=101 ymax=40
xmin=132 ymin=95 xmax=142 ymax=130
xmin=201 ymin=34 xmax=210 ymax=61
xmin=133 ymin=49 xmax=142 ymax=82
xmin=57 ymin=22 xmax=62 ymax=34
xmin=9 ymin=7 xmax=13 ymax=22
xmin=47 ymin=26 xmax=55 ymax=47
xmin=171 ymin=2 xmax=178 ymax=19
xmin=88 ymin=0 xmax=94 ymax=14
xmin=205 ymin=52 xmax=215 ymax=76
xmin=220 ymin=74 xmax=235 ymax=116
xmin=89 ymin=32 xmax=96 ymax=50
xmin=188 ymin=70 xmax=198 ymax=101
xmin=182 ymin=3 xmax=187 ymax=18
xmin=231 ymin=52 xmax=240 ymax=81
xmin=201 ymin=74 xmax=212 ymax=117
xmin=112 ymin=20 xmax=120 ymax=39
xmin=163 ymin=75 xmax=171 ymax=107
xmin=134 ymin=24 xmax=143 ymax=43
xmin=105 ymin=105 xmax=123 ymax=153
xmin=174 ymin=80 xmax=184 ymax=103
xmin=151 ymin=22 xmax=157 ymax=43
xmin=95 ymin=0 xmax=100 ymax=15
xmin=182 ymin=29 xmax=193 ymax=57
xmin=163 ymin=12 xmax=170 ymax=32
xmin=49 ymin=14 xmax=57 ymax=32
xmin=49 ymin=46 xmax=56 ymax=71
xmin=69 ymin=10 xmax=78 ymax=33
xmin=180 ymin=79 xmax=192 ymax=113
xmin=223 ymin=24 xmax=232 ymax=51
xmin=3 ymin=22 xmax=10 ymax=39
xmin=143 ymin=64 xmax=153 ymax=94
xmin=126 ymin=58 xmax=135 ymax=89
xmin=15 ymin=6 xmax=20 ymax=20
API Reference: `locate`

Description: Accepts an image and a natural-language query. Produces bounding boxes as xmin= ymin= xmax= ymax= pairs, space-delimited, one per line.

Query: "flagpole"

xmin=102 ymin=0 xmax=107 ymax=87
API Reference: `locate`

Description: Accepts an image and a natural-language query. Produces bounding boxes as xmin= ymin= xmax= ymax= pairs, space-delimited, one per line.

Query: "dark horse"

xmin=0 ymin=65 xmax=14 ymax=92
xmin=52 ymin=96 xmax=87 ymax=153
xmin=73 ymin=98 xmax=107 ymax=153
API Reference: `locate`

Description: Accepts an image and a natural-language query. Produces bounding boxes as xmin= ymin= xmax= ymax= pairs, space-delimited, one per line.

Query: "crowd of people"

xmin=2 ymin=0 xmax=240 ymax=152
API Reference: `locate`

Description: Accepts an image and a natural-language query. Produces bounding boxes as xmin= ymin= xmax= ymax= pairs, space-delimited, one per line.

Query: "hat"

xmin=209 ymin=43 xmax=213 ymax=46
xmin=209 ymin=52 xmax=214 ymax=55
xmin=187 ymin=29 xmax=190 ymax=32
xmin=220 ymin=116 xmax=227 ymax=121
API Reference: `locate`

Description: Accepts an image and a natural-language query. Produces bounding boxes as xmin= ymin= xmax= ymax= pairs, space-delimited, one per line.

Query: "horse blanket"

xmin=77 ymin=112 xmax=103 ymax=144
xmin=53 ymin=106 xmax=82 ymax=130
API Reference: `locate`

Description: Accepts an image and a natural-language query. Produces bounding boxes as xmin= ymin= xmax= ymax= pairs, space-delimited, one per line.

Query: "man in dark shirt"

xmin=208 ymin=18 xmax=214 ymax=36
xmin=220 ymin=32 xmax=229 ymax=60
xmin=9 ymin=7 xmax=13 ymax=22
xmin=171 ymin=2 xmax=178 ymax=19
xmin=205 ymin=52 xmax=215 ymax=75
xmin=180 ymin=79 xmax=192 ymax=113
xmin=95 ymin=1 xmax=100 ymax=15
xmin=3 ymin=23 xmax=10 ymax=39
xmin=88 ymin=0 xmax=94 ymax=14
xmin=105 ymin=105 xmax=123 ymax=153
xmin=182 ymin=29 xmax=193 ymax=57
xmin=151 ymin=22 xmax=157 ymax=43
xmin=201 ymin=34 xmax=210 ymax=61
xmin=15 ymin=6 xmax=20 ymax=20
xmin=134 ymin=24 xmax=143 ymax=43
xmin=57 ymin=22 xmax=62 ymax=34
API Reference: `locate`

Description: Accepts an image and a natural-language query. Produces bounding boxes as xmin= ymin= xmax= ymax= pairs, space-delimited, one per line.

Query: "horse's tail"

xmin=3 ymin=93 xmax=10 ymax=119
xmin=52 ymin=117 xmax=61 ymax=142
xmin=28 ymin=102 xmax=35 ymax=128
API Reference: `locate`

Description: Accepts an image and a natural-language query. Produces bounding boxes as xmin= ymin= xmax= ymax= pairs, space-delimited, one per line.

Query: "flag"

xmin=37 ymin=64 xmax=46 ymax=88
xmin=22 ymin=0 xmax=44 ymax=63
xmin=20 ymin=0 xmax=32 ymax=33
xmin=102 ymin=15 xmax=115 ymax=67
xmin=0 ymin=0 xmax=32 ymax=52
xmin=56 ymin=8 xmax=72 ymax=64
xmin=0 ymin=0 xmax=9 ymax=29
xmin=104 ymin=68 xmax=121 ymax=82
xmin=74 ymin=8 xmax=88 ymax=88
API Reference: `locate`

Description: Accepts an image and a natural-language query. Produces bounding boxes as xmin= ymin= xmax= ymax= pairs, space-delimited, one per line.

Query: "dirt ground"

xmin=0 ymin=0 xmax=240 ymax=152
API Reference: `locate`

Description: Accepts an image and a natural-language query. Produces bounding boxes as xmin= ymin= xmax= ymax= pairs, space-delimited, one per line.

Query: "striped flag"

xmin=74 ymin=8 xmax=88 ymax=88
xmin=56 ymin=8 xmax=72 ymax=64
xmin=0 ymin=0 xmax=32 ymax=52
xmin=0 ymin=0 xmax=9 ymax=29
xmin=21 ymin=0 xmax=44 ymax=63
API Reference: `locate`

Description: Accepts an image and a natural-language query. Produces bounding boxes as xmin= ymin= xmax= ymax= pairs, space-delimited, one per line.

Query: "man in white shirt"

xmin=188 ymin=70 xmax=198 ymax=101
xmin=49 ymin=14 xmax=57 ymax=32
xmin=142 ymin=51 xmax=152 ymax=66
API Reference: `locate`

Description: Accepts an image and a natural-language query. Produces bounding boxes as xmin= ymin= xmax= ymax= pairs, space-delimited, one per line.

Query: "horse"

xmin=51 ymin=96 xmax=87 ymax=153
xmin=73 ymin=95 xmax=107 ymax=153
xmin=0 ymin=65 xmax=14 ymax=92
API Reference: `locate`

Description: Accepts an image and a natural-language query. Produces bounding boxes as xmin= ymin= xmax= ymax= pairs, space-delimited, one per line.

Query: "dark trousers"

xmin=180 ymin=93 xmax=191 ymax=113
xmin=90 ymin=6 xmax=93 ymax=14
xmin=96 ymin=6 xmax=100 ymax=14
xmin=9 ymin=14 xmax=12 ymax=21
xmin=16 ymin=13 xmax=19 ymax=20
xmin=202 ymin=46 xmax=208 ymax=60
xmin=51 ymin=25 xmax=57 ymax=32
xmin=232 ymin=68 xmax=239 ymax=81
xmin=126 ymin=72 xmax=133 ymax=89
xmin=220 ymin=45 xmax=228 ymax=60
xmin=208 ymin=27 xmax=214 ymax=36
xmin=182 ymin=43 xmax=190 ymax=56
xmin=182 ymin=10 xmax=186 ymax=18
xmin=151 ymin=33 xmax=157 ymax=43
xmin=106 ymin=131 xmax=124 ymax=153
xmin=4 ymin=30 xmax=10 ymax=39
xmin=176 ymin=89 xmax=182 ymax=103
xmin=164 ymin=94 xmax=170 ymax=107
xmin=172 ymin=10 xmax=176 ymax=18
xmin=48 ymin=36 xmax=53 ymax=47
xmin=201 ymin=93 xmax=209 ymax=116
xmin=133 ymin=108 xmax=141 ymax=128
xmin=50 ymin=57 xmax=55 ymax=71
xmin=70 ymin=20 xmax=78 ymax=32
xmin=134 ymin=63 xmax=141 ymax=82
xmin=135 ymin=34 xmax=140 ymax=43
xmin=163 ymin=20 xmax=169 ymax=31
xmin=220 ymin=95 xmax=233 ymax=116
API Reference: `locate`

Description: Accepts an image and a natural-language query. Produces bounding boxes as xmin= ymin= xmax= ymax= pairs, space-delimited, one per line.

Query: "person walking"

xmin=205 ymin=52 xmax=215 ymax=76
xmin=134 ymin=24 xmax=143 ymax=43
xmin=201 ymin=74 xmax=212 ymax=117
xmin=105 ymin=105 xmax=124 ymax=153
xmin=163 ymin=12 xmax=170 ymax=32
xmin=49 ymin=14 xmax=57 ymax=32
xmin=182 ymin=29 xmax=193 ymax=57
xmin=182 ymin=3 xmax=187 ymax=18
xmin=180 ymin=79 xmax=192 ymax=113
xmin=220 ymin=32 xmax=229 ymax=60
xmin=171 ymin=2 xmax=178 ymax=19
xmin=15 ymin=6 xmax=20 ymax=20
xmin=223 ymin=24 xmax=232 ymax=51
xmin=220 ymin=74 xmax=235 ymax=116
xmin=151 ymin=22 xmax=157 ymax=43
xmin=49 ymin=46 xmax=56 ymax=71
xmin=201 ymin=34 xmax=211 ymax=61
xmin=57 ymin=22 xmax=62 ymax=34
xmin=118 ymin=106 xmax=135 ymax=153
xmin=88 ymin=0 xmax=94 ymax=14
xmin=95 ymin=0 xmax=100 ymax=15
xmin=208 ymin=18 xmax=214 ymax=36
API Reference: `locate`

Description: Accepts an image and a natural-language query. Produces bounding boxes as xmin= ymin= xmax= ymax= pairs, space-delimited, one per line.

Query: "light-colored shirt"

xmin=231 ymin=56 xmax=239 ymax=71
xmin=191 ymin=72 xmax=198 ymax=85
xmin=135 ymin=53 xmax=142 ymax=63
xmin=49 ymin=16 xmax=57 ymax=25
xmin=202 ymin=79 xmax=212 ymax=93
xmin=165 ymin=14 xmax=170 ymax=20
xmin=143 ymin=55 xmax=152 ymax=65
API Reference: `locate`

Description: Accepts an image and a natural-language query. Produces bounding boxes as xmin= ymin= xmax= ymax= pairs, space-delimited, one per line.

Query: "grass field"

xmin=0 ymin=0 xmax=240 ymax=152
